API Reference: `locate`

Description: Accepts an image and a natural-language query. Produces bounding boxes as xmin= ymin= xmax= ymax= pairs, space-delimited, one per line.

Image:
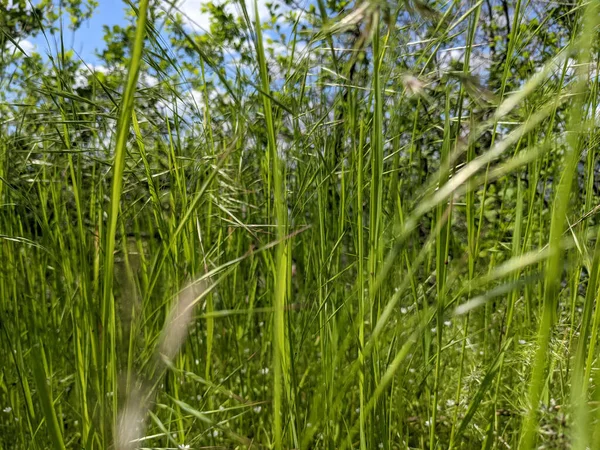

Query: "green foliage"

xmin=2 ymin=0 xmax=600 ymax=449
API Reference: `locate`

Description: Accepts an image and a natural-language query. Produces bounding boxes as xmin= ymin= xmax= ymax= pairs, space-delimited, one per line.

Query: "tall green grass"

xmin=2 ymin=0 xmax=600 ymax=449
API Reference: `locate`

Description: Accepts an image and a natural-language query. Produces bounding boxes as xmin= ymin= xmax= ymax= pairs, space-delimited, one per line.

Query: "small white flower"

xmin=3 ymin=407 xmax=12 ymax=413
xmin=253 ymin=406 xmax=262 ymax=413
xmin=444 ymin=320 xmax=451 ymax=327
xmin=446 ymin=399 xmax=456 ymax=407
xmin=378 ymin=443 xmax=384 ymax=449
xmin=425 ymin=420 xmax=431 ymax=427
xmin=400 ymin=307 xmax=408 ymax=314
xmin=212 ymin=430 xmax=219 ymax=437
xmin=431 ymin=327 xmax=437 ymax=334
xmin=519 ymin=339 xmax=526 ymax=345
xmin=259 ymin=367 xmax=269 ymax=375
xmin=178 ymin=445 xmax=191 ymax=450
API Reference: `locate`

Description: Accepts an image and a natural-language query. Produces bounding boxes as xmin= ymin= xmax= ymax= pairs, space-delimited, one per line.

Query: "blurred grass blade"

xmin=31 ymin=343 xmax=65 ymax=450
xmin=100 ymin=0 xmax=151 ymax=441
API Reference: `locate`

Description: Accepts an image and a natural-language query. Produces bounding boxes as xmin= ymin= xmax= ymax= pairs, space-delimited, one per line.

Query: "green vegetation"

xmin=2 ymin=0 xmax=600 ymax=448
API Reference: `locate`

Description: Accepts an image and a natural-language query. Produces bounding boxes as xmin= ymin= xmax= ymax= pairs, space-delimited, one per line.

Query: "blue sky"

xmin=29 ymin=0 xmax=128 ymax=63
xmin=24 ymin=0 xmax=279 ymax=64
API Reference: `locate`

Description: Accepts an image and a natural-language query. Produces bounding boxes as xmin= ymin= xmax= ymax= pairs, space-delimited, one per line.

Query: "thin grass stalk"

xmin=448 ymin=4 xmax=480 ymax=442
xmin=99 ymin=0 xmax=150 ymax=443
xmin=368 ymin=13 xmax=384 ymax=446
xmin=570 ymin=13 xmax=600 ymax=448
xmin=430 ymin=87 xmax=453 ymax=450
xmin=520 ymin=2 xmax=598 ymax=447
xmin=251 ymin=0 xmax=289 ymax=446
xmin=357 ymin=110 xmax=367 ymax=450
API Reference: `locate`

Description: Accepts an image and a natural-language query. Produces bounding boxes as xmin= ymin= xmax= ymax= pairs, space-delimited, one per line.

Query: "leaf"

xmin=31 ymin=343 xmax=65 ymax=450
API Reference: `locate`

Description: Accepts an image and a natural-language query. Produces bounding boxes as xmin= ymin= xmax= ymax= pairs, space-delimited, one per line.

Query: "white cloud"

xmin=157 ymin=88 xmax=205 ymax=118
xmin=74 ymin=72 xmax=87 ymax=89
xmin=173 ymin=0 xmax=273 ymax=31
xmin=7 ymin=39 xmax=36 ymax=56
xmin=19 ymin=39 xmax=36 ymax=54
xmin=74 ymin=65 xmax=109 ymax=89
xmin=438 ymin=48 xmax=463 ymax=71
xmin=494 ymin=13 xmax=507 ymax=29
xmin=174 ymin=0 xmax=212 ymax=30
xmin=140 ymin=73 xmax=160 ymax=88
xmin=7 ymin=0 xmax=33 ymax=11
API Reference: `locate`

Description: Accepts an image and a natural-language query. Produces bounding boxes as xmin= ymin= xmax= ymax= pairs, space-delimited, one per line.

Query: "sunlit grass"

xmin=1 ymin=0 xmax=600 ymax=449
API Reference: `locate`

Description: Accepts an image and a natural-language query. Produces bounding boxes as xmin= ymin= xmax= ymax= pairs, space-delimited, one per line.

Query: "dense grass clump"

xmin=3 ymin=0 xmax=600 ymax=448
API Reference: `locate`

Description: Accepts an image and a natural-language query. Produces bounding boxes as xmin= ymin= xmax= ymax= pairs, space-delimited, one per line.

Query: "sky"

xmin=22 ymin=0 xmax=279 ymax=65
xmin=26 ymin=0 xmax=128 ymax=63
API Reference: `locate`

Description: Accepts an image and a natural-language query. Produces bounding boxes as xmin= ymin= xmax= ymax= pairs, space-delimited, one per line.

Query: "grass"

xmin=2 ymin=0 xmax=600 ymax=448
